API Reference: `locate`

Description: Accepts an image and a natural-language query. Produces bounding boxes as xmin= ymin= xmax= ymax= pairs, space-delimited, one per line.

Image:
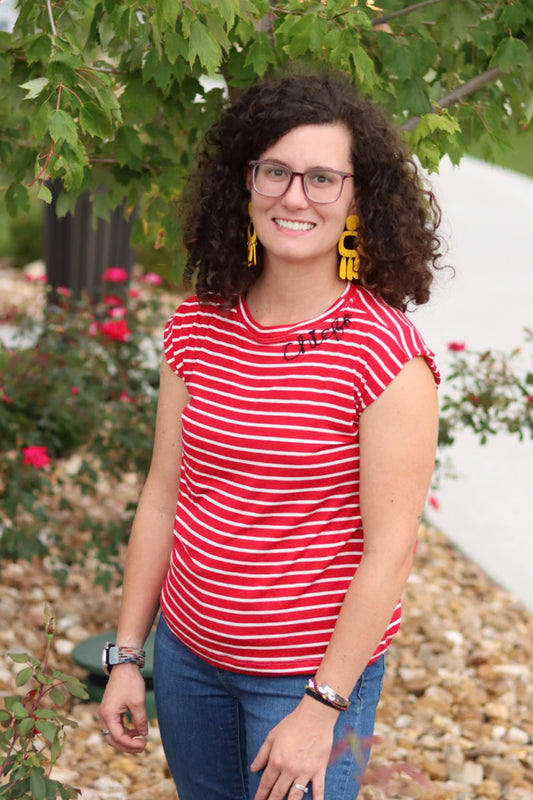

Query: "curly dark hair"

xmin=181 ymin=70 xmax=445 ymax=312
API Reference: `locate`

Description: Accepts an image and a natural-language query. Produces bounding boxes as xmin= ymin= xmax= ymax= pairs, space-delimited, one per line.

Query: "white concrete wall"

xmin=413 ymin=156 xmax=533 ymax=611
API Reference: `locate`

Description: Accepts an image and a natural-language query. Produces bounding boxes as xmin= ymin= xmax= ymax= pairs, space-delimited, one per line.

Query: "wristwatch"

xmin=102 ymin=642 xmax=146 ymax=676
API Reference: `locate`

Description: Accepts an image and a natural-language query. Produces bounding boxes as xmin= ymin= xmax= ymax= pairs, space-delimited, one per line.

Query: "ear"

xmin=348 ymin=188 xmax=359 ymax=216
xmin=245 ymin=165 xmax=253 ymax=193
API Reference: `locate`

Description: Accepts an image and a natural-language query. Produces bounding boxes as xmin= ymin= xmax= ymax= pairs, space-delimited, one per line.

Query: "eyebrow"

xmin=259 ymin=158 xmax=344 ymax=172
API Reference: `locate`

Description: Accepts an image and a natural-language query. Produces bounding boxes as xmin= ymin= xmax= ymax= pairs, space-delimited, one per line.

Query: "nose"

xmin=281 ymin=173 xmax=310 ymax=208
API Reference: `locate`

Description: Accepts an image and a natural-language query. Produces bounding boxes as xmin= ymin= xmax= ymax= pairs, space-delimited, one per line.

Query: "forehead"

xmin=259 ymin=123 xmax=353 ymax=169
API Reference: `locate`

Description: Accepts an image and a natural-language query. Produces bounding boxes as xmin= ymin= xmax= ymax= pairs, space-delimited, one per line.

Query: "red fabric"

xmin=160 ymin=284 xmax=439 ymax=674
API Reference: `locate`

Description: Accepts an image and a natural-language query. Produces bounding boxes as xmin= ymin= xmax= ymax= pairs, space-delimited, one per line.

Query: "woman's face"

xmin=247 ymin=123 xmax=357 ymax=273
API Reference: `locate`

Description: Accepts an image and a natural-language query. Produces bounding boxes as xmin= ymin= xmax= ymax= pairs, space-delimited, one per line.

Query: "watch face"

xmin=102 ymin=642 xmax=114 ymax=675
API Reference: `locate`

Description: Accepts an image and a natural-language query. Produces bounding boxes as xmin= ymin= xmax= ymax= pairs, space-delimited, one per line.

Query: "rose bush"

xmin=0 ymin=270 xmax=166 ymax=585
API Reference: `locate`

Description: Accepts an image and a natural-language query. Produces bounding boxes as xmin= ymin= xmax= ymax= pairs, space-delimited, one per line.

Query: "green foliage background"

xmin=0 ymin=0 xmax=532 ymax=280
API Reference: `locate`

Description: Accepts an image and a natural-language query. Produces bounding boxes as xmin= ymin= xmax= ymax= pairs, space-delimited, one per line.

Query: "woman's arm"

xmin=252 ymin=356 xmax=439 ymax=800
xmin=99 ymin=358 xmax=189 ymax=753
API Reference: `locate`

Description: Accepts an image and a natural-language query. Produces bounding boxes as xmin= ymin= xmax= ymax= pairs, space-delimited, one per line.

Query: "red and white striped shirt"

xmin=160 ymin=283 xmax=439 ymax=674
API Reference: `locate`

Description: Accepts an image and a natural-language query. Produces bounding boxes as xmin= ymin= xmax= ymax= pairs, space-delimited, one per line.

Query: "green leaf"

xmin=156 ymin=0 xmax=181 ymax=28
xmin=5 ymin=699 xmax=28 ymax=719
xmin=5 ymin=184 xmax=30 ymax=219
xmin=26 ymin=34 xmax=53 ymax=65
xmin=49 ymin=110 xmax=79 ymax=147
xmin=164 ymin=30 xmax=188 ymax=64
xmin=30 ymin=766 xmax=46 ymax=800
xmin=244 ymin=37 xmax=276 ymax=78
xmin=351 ymin=43 xmax=378 ymax=90
xmin=19 ymin=77 xmax=50 ymax=100
xmin=38 ymin=183 xmax=53 ymax=204
xmin=188 ymin=17 xmax=223 ymax=73
xmin=80 ymin=101 xmax=113 ymax=139
xmin=15 ymin=716 xmax=35 ymax=736
xmin=490 ymin=37 xmax=531 ymax=72
xmin=9 ymin=652 xmax=30 ymax=664
xmin=30 ymin=104 xmax=50 ymax=142
xmin=397 ymin=76 xmax=432 ymax=116
xmin=15 ymin=666 xmax=34 ymax=687
xmin=35 ymin=719 xmax=57 ymax=742
xmin=50 ymin=686 xmax=65 ymax=705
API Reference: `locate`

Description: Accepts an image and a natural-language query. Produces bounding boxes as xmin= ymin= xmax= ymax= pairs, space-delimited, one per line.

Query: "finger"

xmin=255 ymin=772 xmax=292 ymax=800
xmin=100 ymin=712 xmax=147 ymax=754
xmin=310 ymin=771 xmax=326 ymax=800
xmin=289 ymin=780 xmax=311 ymax=800
xmin=250 ymin=737 xmax=272 ymax=773
xmin=129 ymin=702 xmax=149 ymax=737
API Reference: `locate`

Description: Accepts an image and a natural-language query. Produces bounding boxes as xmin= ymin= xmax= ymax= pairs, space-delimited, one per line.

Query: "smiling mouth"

xmin=275 ymin=218 xmax=315 ymax=232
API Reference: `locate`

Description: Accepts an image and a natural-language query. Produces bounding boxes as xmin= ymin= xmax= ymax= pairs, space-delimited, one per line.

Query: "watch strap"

xmin=109 ymin=645 xmax=146 ymax=668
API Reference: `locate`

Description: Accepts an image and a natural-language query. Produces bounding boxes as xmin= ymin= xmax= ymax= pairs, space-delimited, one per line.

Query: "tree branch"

xmin=372 ymin=0 xmax=450 ymax=27
xmin=46 ymin=0 xmax=57 ymax=36
xmin=398 ymin=65 xmax=505 ymax=132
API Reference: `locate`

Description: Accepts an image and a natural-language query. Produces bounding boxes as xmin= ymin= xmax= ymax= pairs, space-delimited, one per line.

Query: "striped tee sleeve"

xmin=353 ymin=299 xmax=440 ymax=415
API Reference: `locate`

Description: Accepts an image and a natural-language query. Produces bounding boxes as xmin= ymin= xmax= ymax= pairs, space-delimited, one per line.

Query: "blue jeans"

xmin=153 ymin=615 xmax=384 ymax=800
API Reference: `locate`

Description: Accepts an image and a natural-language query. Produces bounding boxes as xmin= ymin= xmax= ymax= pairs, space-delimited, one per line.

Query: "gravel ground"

xmin=1 ymin=263 xmax=532 ymax=799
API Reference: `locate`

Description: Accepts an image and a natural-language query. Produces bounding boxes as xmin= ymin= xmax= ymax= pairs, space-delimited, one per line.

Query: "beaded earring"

xmin=338 ymin=214 xmax=360 ymax=281
xmin=247 ymin=202 xmax=257 ymax=268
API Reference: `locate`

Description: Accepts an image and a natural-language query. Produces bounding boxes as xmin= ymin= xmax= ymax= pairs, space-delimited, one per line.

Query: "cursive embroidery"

xmin=283 ymin=313 xmax=352 ymax=361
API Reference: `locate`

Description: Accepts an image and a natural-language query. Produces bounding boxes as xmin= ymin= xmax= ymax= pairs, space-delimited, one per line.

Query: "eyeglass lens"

xmin=253 ymin=163 xmax=345 ymax=203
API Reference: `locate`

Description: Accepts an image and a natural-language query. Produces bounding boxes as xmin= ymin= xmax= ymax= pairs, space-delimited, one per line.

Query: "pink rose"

xmin=22 ymin=445 xmax=50 ymax=469
xmin=101 ymin=266 xmax=129 ymax=283
xmin=71 ymin=386 xmax=80 ymax=395
xmin=142 ymin=272 xmax=163 ymax=286
xmin=129 ymin=288 xmax=140 ymax=299
xmin=120 ymin=390 xmax=134 ymax=403
xmin=109 ymin=306 xmax=127 ymax=318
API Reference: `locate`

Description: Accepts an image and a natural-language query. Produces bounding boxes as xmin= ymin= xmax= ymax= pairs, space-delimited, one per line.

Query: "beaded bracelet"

xmin=305 ymin=677 xmax=351 ymax=712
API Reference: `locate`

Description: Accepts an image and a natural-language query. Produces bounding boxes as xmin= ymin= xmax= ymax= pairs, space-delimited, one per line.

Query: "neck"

xmin=246 ymin=258 xmax=346 ymax=326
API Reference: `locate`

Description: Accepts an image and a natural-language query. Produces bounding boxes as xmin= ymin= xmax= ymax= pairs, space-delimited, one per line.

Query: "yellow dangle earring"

xmin=247 ymin=202 xmax=257 ymax=268
xmin=338 ymin=215 xmax=360 ymax=281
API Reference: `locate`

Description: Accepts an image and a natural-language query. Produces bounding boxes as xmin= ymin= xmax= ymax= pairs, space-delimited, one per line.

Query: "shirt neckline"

xmin=237 ymin=282 xmax=355 ymax=343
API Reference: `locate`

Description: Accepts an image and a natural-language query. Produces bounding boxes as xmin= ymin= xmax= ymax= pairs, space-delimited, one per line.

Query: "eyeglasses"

xmin=248 ymin=160 xmax=354 ymax=204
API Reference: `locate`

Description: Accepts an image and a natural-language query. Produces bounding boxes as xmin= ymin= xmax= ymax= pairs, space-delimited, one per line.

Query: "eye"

xmin=307 ymin=170 xmax=339 ymax=189
xmin=263 ymin=164 xmax=290 ymax=181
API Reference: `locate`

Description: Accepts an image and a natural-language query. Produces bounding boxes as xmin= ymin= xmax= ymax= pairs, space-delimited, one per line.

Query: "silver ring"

xmin=101 ymin=729 xmax=111 ymax=736
xmin=293 ymin=784 xmax=308 ymax=794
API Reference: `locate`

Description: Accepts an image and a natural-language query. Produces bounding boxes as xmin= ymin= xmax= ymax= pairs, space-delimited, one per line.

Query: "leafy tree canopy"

xmin=1 ymin=0 xmax=532 ymax=268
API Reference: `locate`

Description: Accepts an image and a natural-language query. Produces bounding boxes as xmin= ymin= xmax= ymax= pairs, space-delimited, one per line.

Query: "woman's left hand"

xmin=250 ymin=695 xmax=339 ymax=800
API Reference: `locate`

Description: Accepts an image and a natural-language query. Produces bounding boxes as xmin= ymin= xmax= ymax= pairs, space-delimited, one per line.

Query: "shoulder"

xmin=166 ymin=294 xmax=232 ymax=331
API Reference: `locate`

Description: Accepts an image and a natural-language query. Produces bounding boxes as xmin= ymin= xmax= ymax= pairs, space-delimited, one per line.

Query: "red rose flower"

xmin=22 ymin=445 xmax=50 ymax=469
xmin=100 ymin=318 xmax=131 ymax=342
xmin=447 ymin=341 xmax=466 ymax=352
xmin=103 ymin=294 xmax=123 ymax=307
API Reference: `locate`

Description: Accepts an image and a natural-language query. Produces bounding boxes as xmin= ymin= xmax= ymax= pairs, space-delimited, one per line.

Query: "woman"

xmin=99 ymin=71 xmax=442 ymax=800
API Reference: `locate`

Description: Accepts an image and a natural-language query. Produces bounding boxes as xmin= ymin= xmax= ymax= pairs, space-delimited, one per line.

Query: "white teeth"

xmin=275 ymin=218 xmax=315 ymax=231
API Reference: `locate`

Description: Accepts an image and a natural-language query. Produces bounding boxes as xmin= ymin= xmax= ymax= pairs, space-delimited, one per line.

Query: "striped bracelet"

xmin=305 ymin=677 xmax=351 ymax=712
